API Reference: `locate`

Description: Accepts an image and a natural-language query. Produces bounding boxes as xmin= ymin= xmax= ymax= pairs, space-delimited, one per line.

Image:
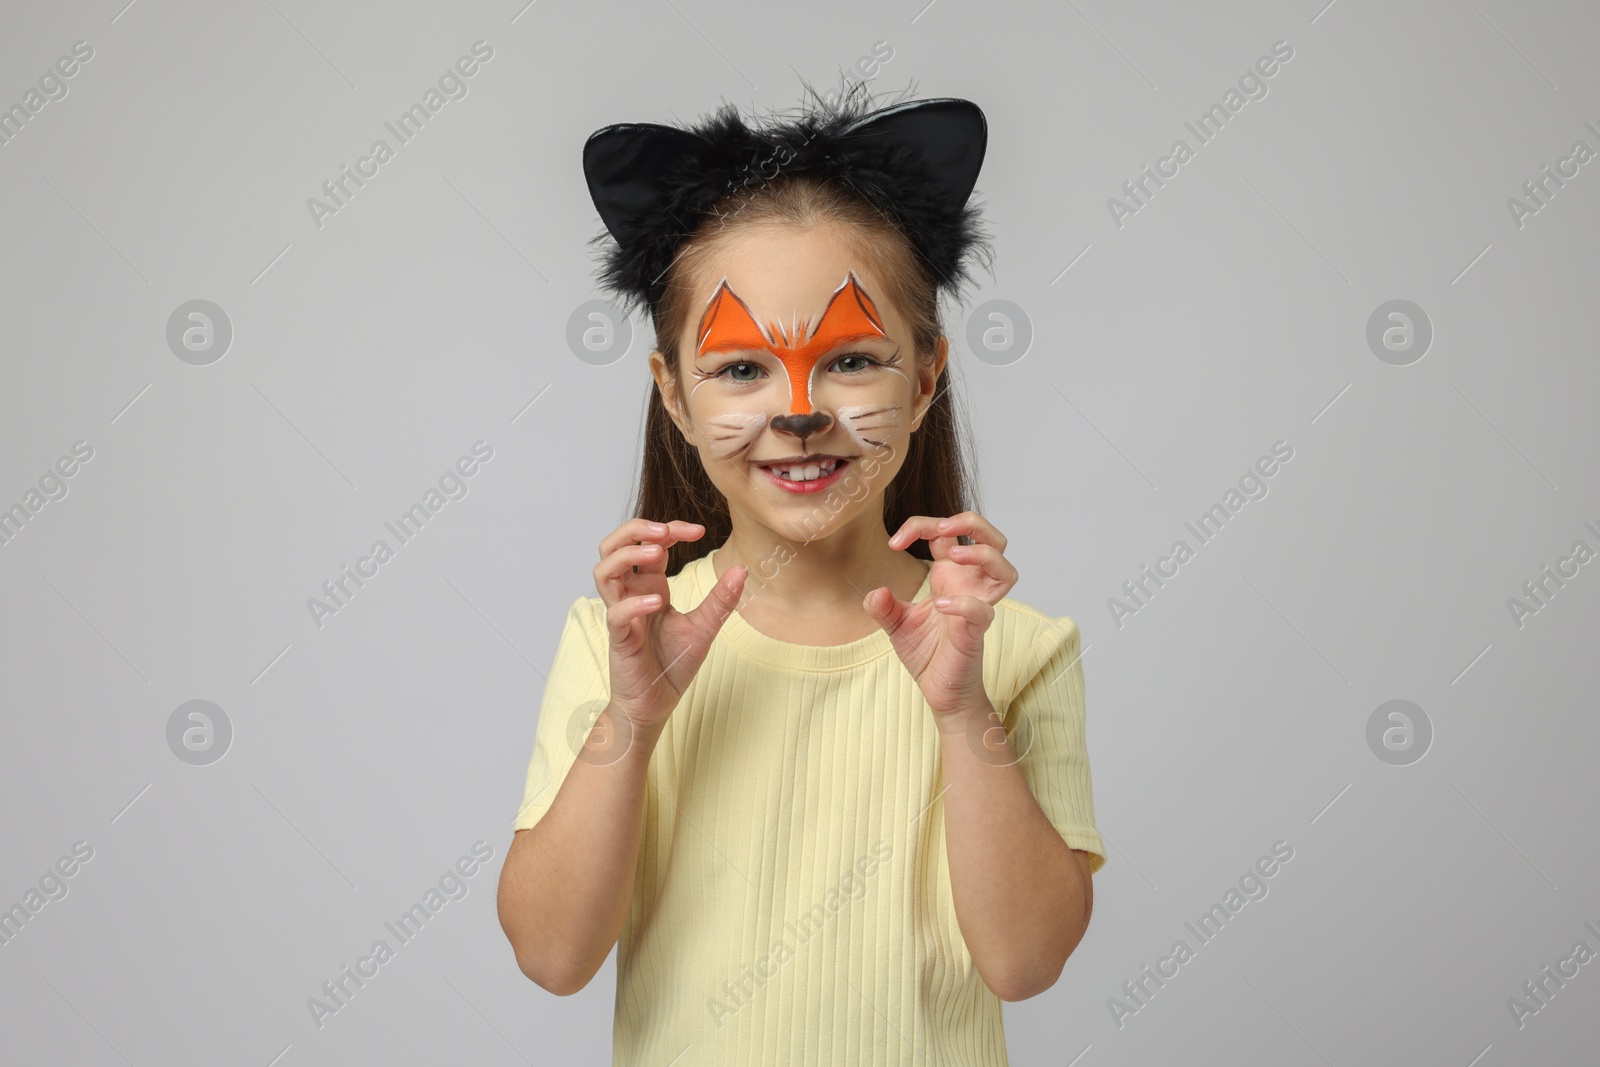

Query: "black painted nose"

xmin=770 ymin=412 xmax=832 ymax=442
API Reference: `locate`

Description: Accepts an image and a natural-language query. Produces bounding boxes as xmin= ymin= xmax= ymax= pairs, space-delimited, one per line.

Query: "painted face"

xmin=683 ymin=270 xmax=914 ymax=462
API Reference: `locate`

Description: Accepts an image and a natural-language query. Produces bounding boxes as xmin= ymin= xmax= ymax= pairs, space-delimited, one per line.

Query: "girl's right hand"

xmin=594 ymin=519 xmax=747 ymax=734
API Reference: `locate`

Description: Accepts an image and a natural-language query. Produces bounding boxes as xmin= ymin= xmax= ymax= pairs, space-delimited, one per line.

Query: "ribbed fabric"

xmin=513 ymin=548 xmax=1105 ymax=1066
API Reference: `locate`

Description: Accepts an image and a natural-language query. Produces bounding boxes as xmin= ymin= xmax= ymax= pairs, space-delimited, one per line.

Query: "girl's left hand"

xmin=864 ymin=511 xmax=1018 ymax=724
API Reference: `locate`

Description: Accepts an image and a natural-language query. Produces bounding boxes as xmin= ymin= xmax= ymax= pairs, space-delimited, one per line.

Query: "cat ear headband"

xmin=580 ymin=87 xmax=993 ymax=316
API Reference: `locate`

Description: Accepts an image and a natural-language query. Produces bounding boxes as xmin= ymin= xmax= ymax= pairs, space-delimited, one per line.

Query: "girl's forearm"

xmin=937 ymin=698 xmax=1093 ymax=1002
xmin=497 ymin=704 xmax=662 ymax=995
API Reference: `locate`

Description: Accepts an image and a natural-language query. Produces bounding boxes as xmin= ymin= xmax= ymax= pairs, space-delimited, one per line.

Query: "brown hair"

xmin=629 ymin=172 xmax=981 ymax=576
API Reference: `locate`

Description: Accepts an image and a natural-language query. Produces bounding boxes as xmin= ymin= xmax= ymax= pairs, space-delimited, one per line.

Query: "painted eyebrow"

xmin=694 ymin=271 xmax=890 ymax=359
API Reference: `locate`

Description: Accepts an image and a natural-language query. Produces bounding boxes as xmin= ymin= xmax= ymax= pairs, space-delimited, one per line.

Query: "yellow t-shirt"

xmin=512 ymin=547 xmax=1105 ymax=1066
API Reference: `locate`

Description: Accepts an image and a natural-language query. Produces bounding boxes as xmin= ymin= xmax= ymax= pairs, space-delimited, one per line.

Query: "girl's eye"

xmin=832 ymin=353 xmax=882 ymax=373
xmin=710 ymin=353 xmax=883 ymax=381
xmin=715 ymin=361 xmax=766 ymax=383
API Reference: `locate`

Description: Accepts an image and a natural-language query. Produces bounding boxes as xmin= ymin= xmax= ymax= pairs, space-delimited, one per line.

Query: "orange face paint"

xmin=694 ymin=271 xmax=889 ymax=415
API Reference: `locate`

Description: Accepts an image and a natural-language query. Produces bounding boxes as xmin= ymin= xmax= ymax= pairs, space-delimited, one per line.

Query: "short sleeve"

xmin=512 ymin=596 xmax=611 ymax=832
xmin=1006 ymin=614 xmax=1106 ymax=875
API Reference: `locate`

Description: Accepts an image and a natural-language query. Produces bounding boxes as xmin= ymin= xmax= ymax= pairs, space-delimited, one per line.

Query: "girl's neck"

xmin=709 ymin=526 xmax=929 ymax=636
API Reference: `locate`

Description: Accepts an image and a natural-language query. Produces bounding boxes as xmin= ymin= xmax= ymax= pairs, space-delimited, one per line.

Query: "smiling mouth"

xmin=755 ymin=455 xmax=851 ymax=482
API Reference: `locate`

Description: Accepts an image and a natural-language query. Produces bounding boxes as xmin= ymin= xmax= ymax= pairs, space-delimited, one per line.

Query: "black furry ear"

xmin=580 ymin=88 xmax=993 ymax=317
xmin=840 ymin=98 xmax=986 ymax=229
xmin=582 ymin=123 xmax=702 ymax=259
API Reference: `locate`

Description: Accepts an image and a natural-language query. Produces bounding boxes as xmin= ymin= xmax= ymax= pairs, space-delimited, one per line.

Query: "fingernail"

xmin=649 ymin=522 xmax=667 ymax=535
xmin=935 ymin=597 xmax=951 ymax=607
xmin=938 ymin=518 xmax=953 ymax=529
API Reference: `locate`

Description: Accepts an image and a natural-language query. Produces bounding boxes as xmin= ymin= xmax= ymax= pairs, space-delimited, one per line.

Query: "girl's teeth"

xmin=776 ymin=459 xmax=839 ymax=481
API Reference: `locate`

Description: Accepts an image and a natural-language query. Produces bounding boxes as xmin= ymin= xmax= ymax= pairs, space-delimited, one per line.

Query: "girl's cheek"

xmin=693 ymin=409 xmax=767 ymax=462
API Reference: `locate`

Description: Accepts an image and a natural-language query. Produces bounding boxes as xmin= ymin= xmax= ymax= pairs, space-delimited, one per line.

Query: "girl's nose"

xmin=770 ymin=411 xmax=832 ymax=440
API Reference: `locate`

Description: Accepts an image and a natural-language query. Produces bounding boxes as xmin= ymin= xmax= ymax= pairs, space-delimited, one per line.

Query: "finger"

xmin=690 ymin=560 xmax=748 ymax=633
xmin=594 ymin=543 xmax=672 ymax=606
xmin=863 ymin=584 xmax=915 ymax=641
xmin=888 ymin=513 xmax=1007 ymax=555
xmin=887 ymin=515 xmax=941 ymax=551
xmin=932 ymin=593 xmax=995 ymax=639
xmin=599 ymin=518 xmax=670 ymax=560
xmin=946 ymin=542 xmax=1019 ymax=585
xmin=625 ymin=536 xmax=672 ymax=578
xmin=888 ymin=515 xmax=969 ymax=561
xmin=604 ymin=591 xmax=665 ymax=641
xmin=931 ymin=511 xmax=1008 ymax=553
xmin=598 ymin=519 xmax=705 ymax=563
xmin=630 ymin=520 xmax=707 ymax=575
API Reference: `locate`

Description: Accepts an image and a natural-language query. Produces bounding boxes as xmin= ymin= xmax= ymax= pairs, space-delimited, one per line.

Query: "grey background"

xmin=2 ymin=0 xmax=1596 ymax=1064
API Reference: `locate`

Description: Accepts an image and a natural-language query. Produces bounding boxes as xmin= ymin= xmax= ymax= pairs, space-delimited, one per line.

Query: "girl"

xmin=497 ymin=83 xmax=1105 ymax=1066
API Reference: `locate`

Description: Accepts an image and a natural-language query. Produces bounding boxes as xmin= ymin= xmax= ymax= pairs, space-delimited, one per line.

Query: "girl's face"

xmin=650 ymin=222 xmax=945 ymax=543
